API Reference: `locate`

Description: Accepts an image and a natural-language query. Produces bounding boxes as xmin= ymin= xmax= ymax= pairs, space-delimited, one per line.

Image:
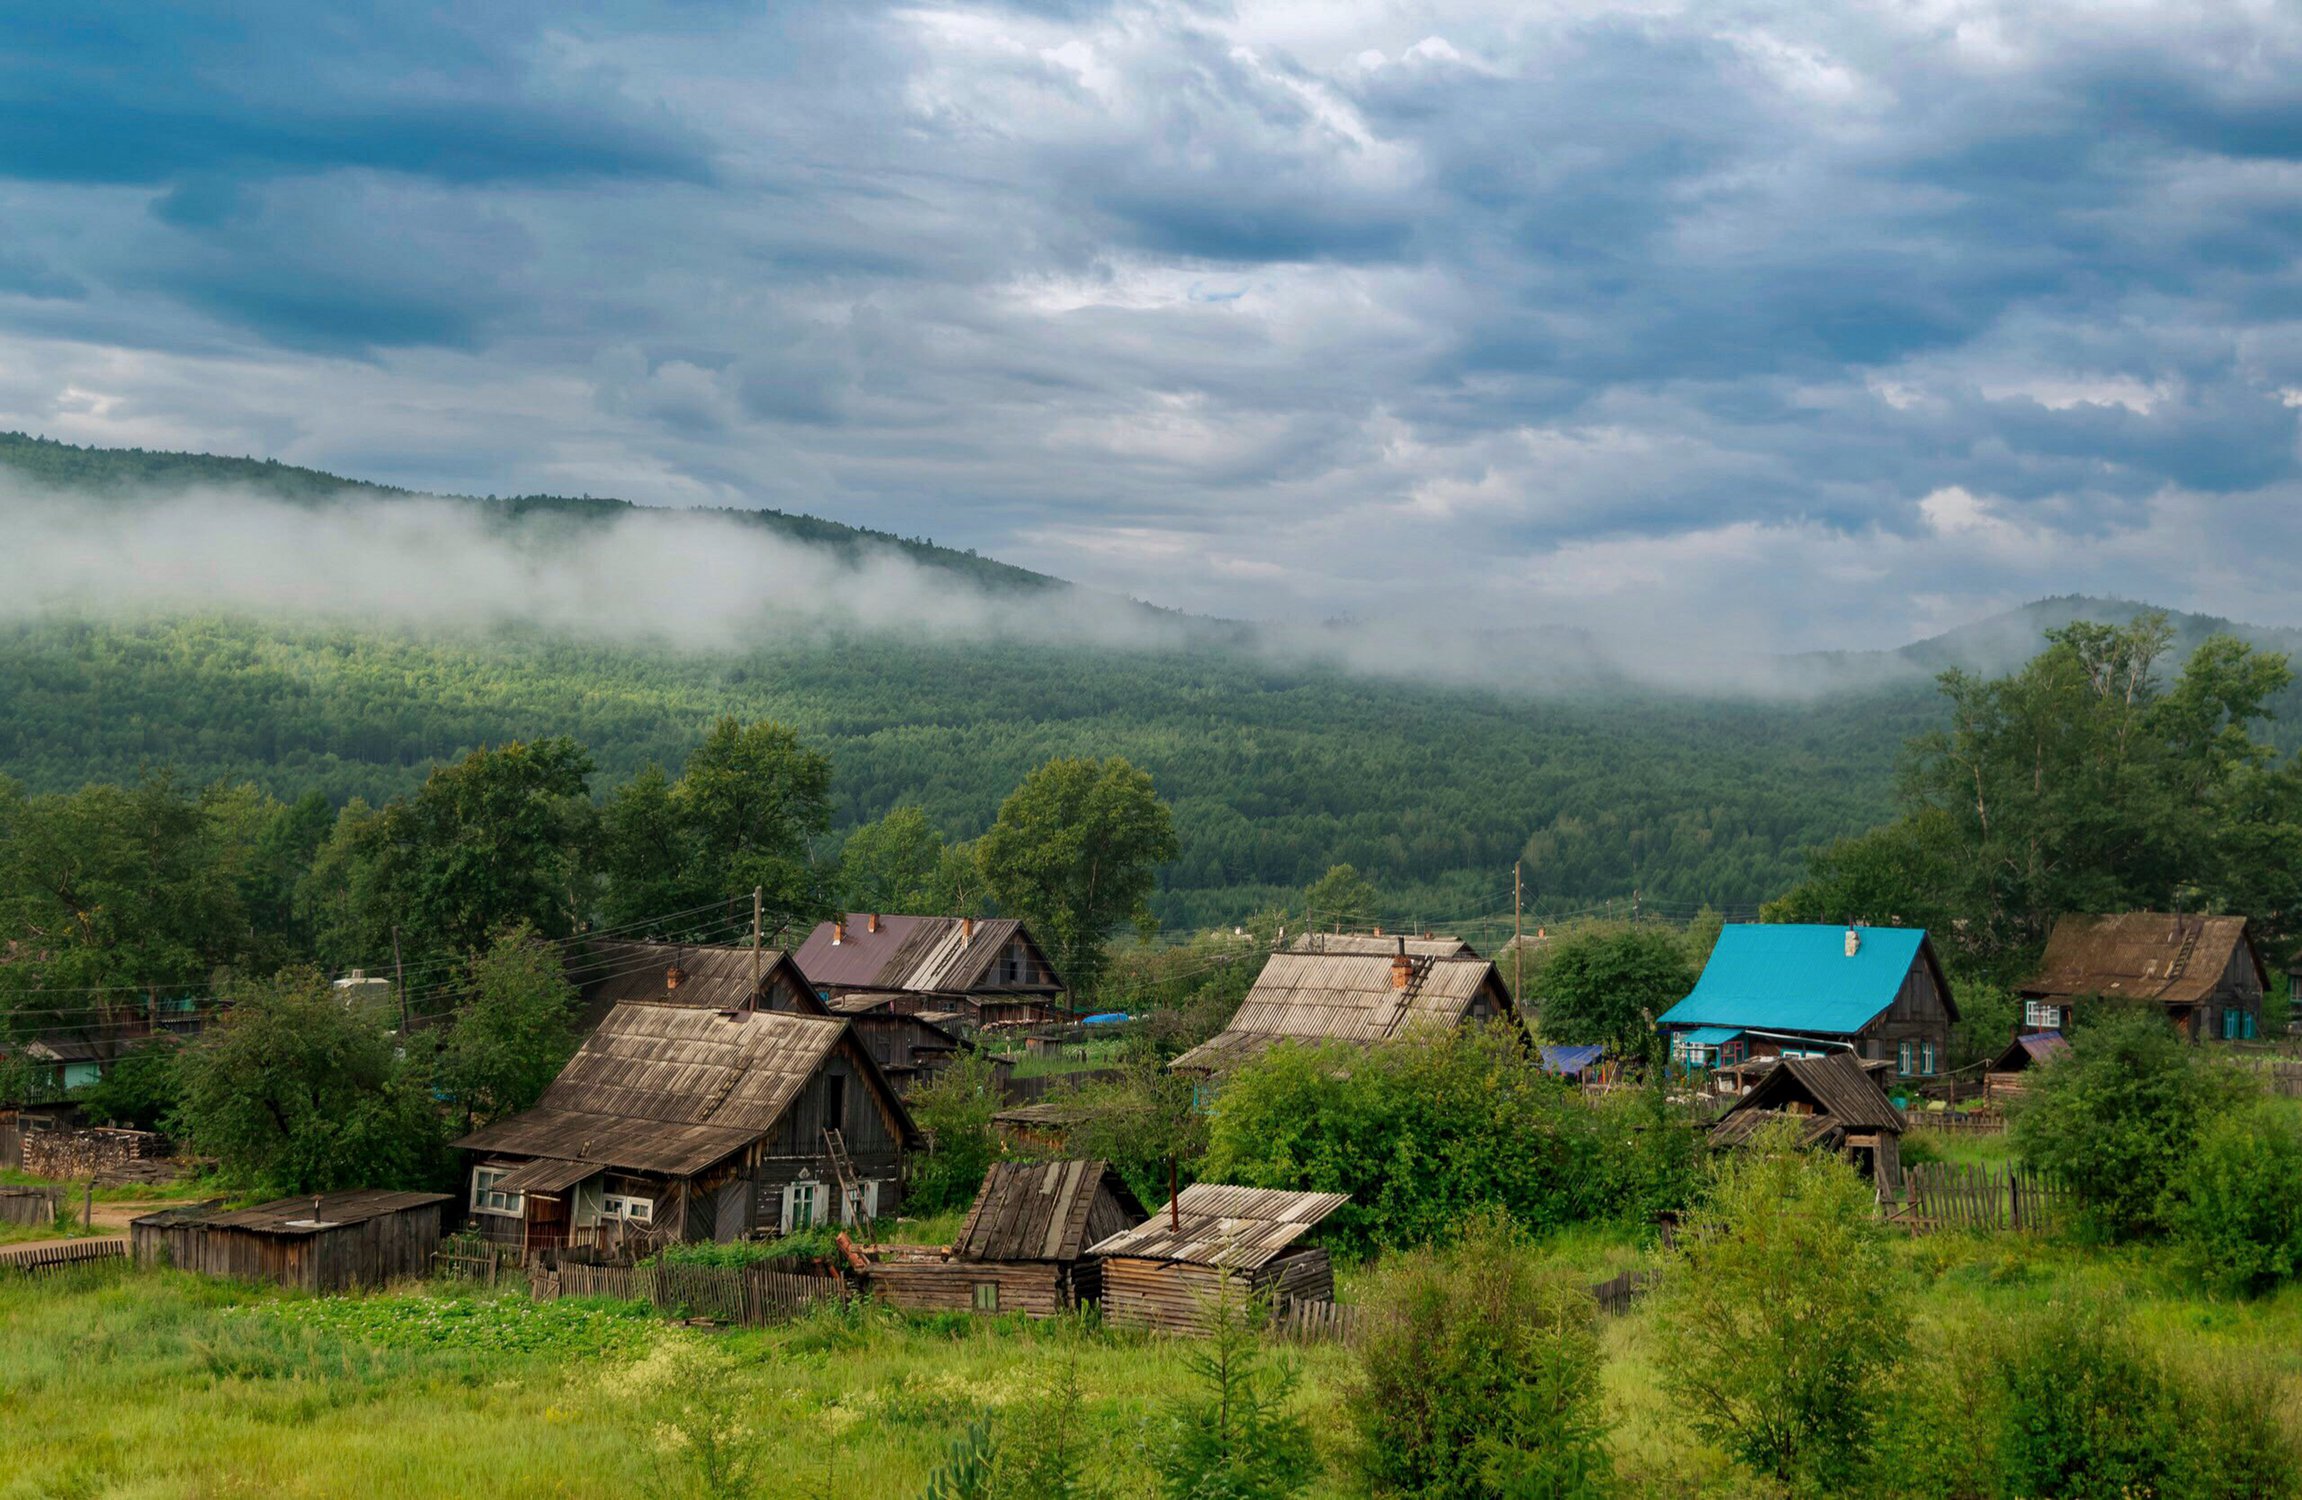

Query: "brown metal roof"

xmin=953 ymin=1160 xmax=1146 ymax=1263
xmin=1170 ymin=952 xmax=1515 ymax=1074
xmin=1086 ymin=1183 xmax=1348 ymax=1270
xmin=454 ymin=1002 xmax=920 ymax=1176
xmin=793 ymin=916 xmax=1058 ymax=994
xmin=146 ymin=1190 xmax=451 ymax=1237
xmin=485 ymin=1157 xmax=596 ymax=1196
xmin=1715 ymin=1052 xmax=1906 ymax=1136
xmin=2022 ymin=913 xmax=2264 ymax=1005
xmin=1290 ymin=932 xmax=1478 ymax=959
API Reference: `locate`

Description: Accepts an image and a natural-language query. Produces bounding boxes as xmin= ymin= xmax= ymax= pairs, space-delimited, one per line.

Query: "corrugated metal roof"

xmin=454 ymin=1002 xmax=920 ymax=1176
xmin=1170 ymin=952 xmax=1514 ymax=1074
xmin=1290 ymin=932 xmax=1478 ymax=959
xmin=1990 ymin=1030 xmax=2071 ymax=1072
xmin=1657 ymin=925 xmax=1935 ymax=1037
xmin=953 ymin=1160 xmax=1145 ymax=1263
xmin=1674 ymin=1026 xmax=1743 ymax=1047
xmin=794 ymin=916 xmax=1058 ymax=994
xmin=485 ymin=1157 xmax=596 ymax=1196
xmin=566 ymin=939 xmax=824 ymax=1029
xmin=154 ymin=1190 xmax=451 ymax=1236
xmin=1086 ymin=1183 xmax=1348 ymax=1269
xmin=2022 ymin=913 xmax=2263 ymax=1006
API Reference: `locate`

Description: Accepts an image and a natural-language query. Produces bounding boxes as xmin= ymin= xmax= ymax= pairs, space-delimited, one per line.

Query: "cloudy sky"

xmin=4 ymin=1 xmax=2301 ymax=651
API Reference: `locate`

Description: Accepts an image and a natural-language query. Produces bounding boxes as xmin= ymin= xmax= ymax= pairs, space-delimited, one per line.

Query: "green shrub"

xmin=1351 ymin=1216 xmax=1611 ymax=1499
xmin=907 ymin=1055 xmax=1003 ymax=1216
xmin=1655 ymin=1130 xmax=1906 ymax=1491
xmin=2179 ymin=1359 xmax=2302 ymax=1499
xmin=2163 ymin=1098 xmax=2302 ymax=1295
xmin=1991 ymin=1305 xmax=2178 ymax=1499
xmin=651 ymin=1229 xmax=834 ymax=1268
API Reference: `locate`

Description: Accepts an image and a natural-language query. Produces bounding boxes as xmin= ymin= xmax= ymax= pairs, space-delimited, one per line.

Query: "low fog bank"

xmin=0 ymin=482 xmax=1940 ymax=700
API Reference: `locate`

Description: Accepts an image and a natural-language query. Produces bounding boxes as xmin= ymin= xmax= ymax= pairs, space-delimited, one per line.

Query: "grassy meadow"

xmin=6 ymin=1226 xmax=2302 ymax=1499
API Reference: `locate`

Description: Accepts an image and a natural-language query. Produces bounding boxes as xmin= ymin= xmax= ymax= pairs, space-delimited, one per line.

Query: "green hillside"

xmin=2 ymin=433 xmax=2290 ymax=933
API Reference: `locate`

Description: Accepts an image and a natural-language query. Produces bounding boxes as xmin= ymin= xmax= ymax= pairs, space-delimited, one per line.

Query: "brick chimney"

xmin=832 ymin=920 xmax=846 ymax=946
xmin=1373 ymin=924 xmax=1383 ymax=937
xmin=1391 ymin=935 xmax=1412 ymax=990
xmin=962 ymin=916 xmax=975 ymax=941
xmin=1845 ymin=928 xmax=1861 ymax=958
xmin=665 ymin=965 xmax=687 ymax=992
xmin=868 ymin=913 xmax=881 ymax=934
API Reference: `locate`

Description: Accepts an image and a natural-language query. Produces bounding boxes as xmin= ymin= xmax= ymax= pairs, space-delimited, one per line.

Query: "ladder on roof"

xmin=821 ymin=1127 xmax=864 ymax=1228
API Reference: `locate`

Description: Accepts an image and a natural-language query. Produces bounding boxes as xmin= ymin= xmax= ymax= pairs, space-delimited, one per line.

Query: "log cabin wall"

xmin=866 ymin=1259 xmax=1066 ymax=1316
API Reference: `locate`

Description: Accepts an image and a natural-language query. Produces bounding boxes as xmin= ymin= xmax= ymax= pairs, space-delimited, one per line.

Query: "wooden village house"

xmin=453 ymin=1002 xmax=920 ymax=1259
xmin=131 ymin=1190 xmax=451 ymax=1293
xmin=794 ymin=914 xmax=1068 ymax=1034
xmin=1088 ymin=1184 xmax=1348 ymax=1333
xmin=567 ymin=939 xmax=826 ymax=1024
xmin=1708 ymin=1052 xmax=1908 ymax=1198
xmin=1657 ymin=924 xmax=1956 ymax=1081
xmin=856 ymin=1159 xmax=1146 ymax=1317
xmin=1169 ymin=943 xmax=1516 ymax=1076
xmin=2019 ymin=913 xmax=2267 ymax=1041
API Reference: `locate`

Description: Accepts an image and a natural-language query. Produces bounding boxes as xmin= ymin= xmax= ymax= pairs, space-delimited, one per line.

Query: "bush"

xmin=1655 ymin=1130 xmax=1906 ymax=1491
xmin=907 ymin=1055 xmax=1002 ymax=1215
xmin=1203 ymin=1030 xmax=1638 ymax=1256
xmin=1156 ymin=1284 xmax=1316 ymax=1500
xmin=1991 ymin=1305 xmax=2180 ymax=1499
xmin=1351 ymin=1216 xmax=1611 ymax=1499
xmin=2163 ymin=1098 xmax=2302 ymax=1295
xmin=2009 ymin=1006 xmax=2249 ymax=1241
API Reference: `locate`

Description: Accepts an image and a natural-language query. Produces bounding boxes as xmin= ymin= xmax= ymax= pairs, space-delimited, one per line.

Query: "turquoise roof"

xmin=1658 ymin=925 xmax=1932 ymax=1037
xmin=1675 ymin=1026 xmax=1743 ymax=1047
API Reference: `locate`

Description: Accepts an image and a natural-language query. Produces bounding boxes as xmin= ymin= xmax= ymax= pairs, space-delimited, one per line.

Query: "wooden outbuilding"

xmin=1170 ymin=946 xmax=1516 ymax=1076
xmin=2020 ymin=913 xmax=2267 ymax=1041
xmin=1088 ymin=1184 xmax=1347 ymax=1333
xmin=1985 ymin=1031 xmax=2070 ymax=1102
xmin=1708 ymin=1052 xmax=1907 ymax=1198
xmin=453 ymin=1001 xmax=920 ymax=1259
xmin=1658 ymin=924 xmax=1957 ymax=1083
xmin=131 ymin=1190 xmax=450 ymax=1292
xmin=861 ymin=1160 xmax=1146 ymax=1316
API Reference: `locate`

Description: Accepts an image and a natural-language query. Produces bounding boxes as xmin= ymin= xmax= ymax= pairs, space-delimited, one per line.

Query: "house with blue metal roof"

xmin=1657 ymin=924 xmax=1957 ymax=1080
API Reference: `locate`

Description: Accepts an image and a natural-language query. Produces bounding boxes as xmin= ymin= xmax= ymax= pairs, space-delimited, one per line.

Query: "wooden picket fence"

xmin=1589 ymin=1268 xmax=1660 ymax=1315
xmin=1897 ymin=1163 xmax=2066 ymax=1234
xmin=528 ymin=1260 xmax=850 ymax=1326
xmin=1267 ymin=1299 xmax=1367 ymax=1345
xmin=1902 ymin=1110 xmax=2008 ymax=1137
xmin=0 ymin=1236 xmax=126 ymax=1277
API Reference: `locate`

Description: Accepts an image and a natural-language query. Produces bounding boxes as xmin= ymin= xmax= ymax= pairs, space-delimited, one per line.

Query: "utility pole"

xmin=750 ymin=886 xmax=764 ymax=1008
xmin=1514 ymin=862 xmax=1524 ymax=1002
xmin=392 ymin=925 xmax=406 ymax=1036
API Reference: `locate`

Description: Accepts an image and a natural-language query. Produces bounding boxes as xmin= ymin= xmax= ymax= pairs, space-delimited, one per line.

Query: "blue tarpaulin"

xmin=1080 ymin=1012 xmax=1131 ymax=1026
xmin=1539 ymin=1043 xmax=1606 ymax=1078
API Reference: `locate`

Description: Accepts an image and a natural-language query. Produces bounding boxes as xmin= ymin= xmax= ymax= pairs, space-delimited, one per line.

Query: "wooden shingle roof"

xmin=1087 ymin=1183 xmax=1347 ymax=1270
xmin=953 ymin=1160 xmax=1146 ymax=1264
xmin=1713 ymin=1052 xmax=1906 ymax=1138
xmin=1170 ymin=951 xmax=1513 ymax=1074
xmin=2021 ymin=913 xmax=2264 ymax=1006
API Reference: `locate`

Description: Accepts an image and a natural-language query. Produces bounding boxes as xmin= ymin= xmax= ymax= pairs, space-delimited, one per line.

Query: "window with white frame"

xmin=601 ymin=1193 xmax=655 ymax=1223
xmin=784 ymin=1180 xmax=819 ymax=1233
xmin=2024 ymin=1000 xmax=2065 ymax=1030
xmin=1920 ymin=1042 xmax=1937 ymax=1076
xmin=1897 ymin=1042 xmax=1913 ymax=1076
xmin=471 ymin=1167 xmax=523 ymax=1217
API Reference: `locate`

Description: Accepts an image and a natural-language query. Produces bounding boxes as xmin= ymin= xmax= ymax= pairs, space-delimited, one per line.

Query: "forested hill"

xmin=0 ymin=434 xmax=2296 ymax=932
xmin=0 ymin=431 xmax=1066 ymax=596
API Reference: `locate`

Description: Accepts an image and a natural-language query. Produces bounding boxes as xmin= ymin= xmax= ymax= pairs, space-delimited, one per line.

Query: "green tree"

xmin=75 ymin=1037 xmax=182 ymax=1132
xmin=840 ymin=806 xmax=947 ymax=913
xmin=1301 ymin=863 xmax=1381 ymax=932
xmin=174 ymin=966 xmax=447 ymax=1193
xmin=905 ymin=1053 xmax=1002 ymax=1214
xmin=1770 ymin=614 xmax=2302 ymax=972
xmin=438 ymin=924 xmax=580 ymax=1130
xmin=2010 ymin=1006 xmax=2249 ymax=1242
xmin=1156 ymin=1283 xmax=1317 ymax=1500
xmin=975 ymin=757 xmax=1178 ymax=997
xmin=1656 ymin=1130 xmax=1907 ymax=1490
xmin=1530 ymin=924 xmax=1693 ymax=1059
xmin=2164 ymin=1097 xmax=2302 ymax=1294
xmin=304 ymin=738 xmax=598 ymax=968
xmin=1352 ymin=1216 xmax=1612 ymax=1499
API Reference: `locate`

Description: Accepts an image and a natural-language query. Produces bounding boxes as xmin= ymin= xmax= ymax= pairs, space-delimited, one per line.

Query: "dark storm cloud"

xmin=3 ymin=1 xmax=2302 ymax=649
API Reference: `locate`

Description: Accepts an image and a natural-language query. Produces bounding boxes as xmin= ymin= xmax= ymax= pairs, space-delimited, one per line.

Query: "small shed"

xmin=1087 ymin=1184 xmax=1348 ymax=1333
xmin=1985 ymin=1031 xmax=2070 ymax=1103
xmin=1708 ymin=1052 xmax=1907 ymax=1199
xmin=132 ymin=1190 xmax=451 ymax=1292
xmin=862 ymin=1160 xmax=1146 ymax=1316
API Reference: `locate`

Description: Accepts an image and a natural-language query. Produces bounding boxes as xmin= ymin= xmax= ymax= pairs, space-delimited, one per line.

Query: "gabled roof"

xmin=953 ymin=1160 xmax=1146 ymax=1264
xmin=1715 ymin=1052 xmax=1906 ymax=1136
xmin=794 ymin=915 xmax=1061 ymax=994
xmin=2021 ymin=913 xmax=2265 ymax=1005
xmin=1087 ymin=1184 xmax=1348 ymax=1270
xmin=1989 ymin=1030 xmax=2071 ymax=1072
xmin=454 ymin=1001 xmax=920 ymax=1176
xmin=1658 ymin=925 xmax=1951 ymax=1037
xmin=566 ymin=939 xmax=825 ymax=1029
xmin=1170 ymin=952 xmax=1514 ymax=1074
xmin=1290 ymin=932 xmax=1479 ymax=959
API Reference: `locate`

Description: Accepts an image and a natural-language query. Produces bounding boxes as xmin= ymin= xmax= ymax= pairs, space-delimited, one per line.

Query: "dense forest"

xmin=4 ymin=433 xmax=2294 ymax=932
